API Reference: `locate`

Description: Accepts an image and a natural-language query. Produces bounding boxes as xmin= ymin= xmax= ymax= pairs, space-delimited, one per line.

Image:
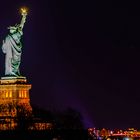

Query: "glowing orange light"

xmin=20 ymin=7 xmax=28 ymax=15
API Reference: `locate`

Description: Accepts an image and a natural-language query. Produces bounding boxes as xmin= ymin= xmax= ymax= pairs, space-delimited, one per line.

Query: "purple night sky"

xmin=0 ymin=0 xmax=140 ymax=129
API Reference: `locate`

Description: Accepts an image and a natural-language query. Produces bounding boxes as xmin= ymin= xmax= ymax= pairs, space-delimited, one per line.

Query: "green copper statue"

xmin=2 ymin=8 xmax=27 ymax=77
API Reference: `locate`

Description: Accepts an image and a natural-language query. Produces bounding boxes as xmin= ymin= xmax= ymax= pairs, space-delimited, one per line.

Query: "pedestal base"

xmin=0 ymin=77 xmax=32 ymax=130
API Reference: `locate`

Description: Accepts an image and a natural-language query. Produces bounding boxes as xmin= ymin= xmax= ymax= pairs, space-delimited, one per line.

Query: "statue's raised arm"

xmin=19 ymin=8 xmax=27 ymax=30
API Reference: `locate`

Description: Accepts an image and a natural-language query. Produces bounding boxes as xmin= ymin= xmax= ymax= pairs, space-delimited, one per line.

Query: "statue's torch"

xmin=20 ymin=7 xmax=28 ymax=16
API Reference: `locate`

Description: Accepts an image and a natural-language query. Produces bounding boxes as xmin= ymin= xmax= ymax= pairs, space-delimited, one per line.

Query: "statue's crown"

xmin=8 ymin=24 xmax=20 ymax=30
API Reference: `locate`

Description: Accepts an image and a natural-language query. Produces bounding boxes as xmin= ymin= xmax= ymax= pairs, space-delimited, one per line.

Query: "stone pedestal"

xmin=0 ymin=77 xmax=32 ymax=130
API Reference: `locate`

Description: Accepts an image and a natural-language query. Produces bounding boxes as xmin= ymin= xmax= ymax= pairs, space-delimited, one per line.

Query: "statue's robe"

xmin=2 ymin=30 xmax=23 ymax=76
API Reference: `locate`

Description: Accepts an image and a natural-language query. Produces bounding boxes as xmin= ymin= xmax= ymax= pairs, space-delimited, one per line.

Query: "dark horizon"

xmin=0 ymin=0 xmax=140 ymax=129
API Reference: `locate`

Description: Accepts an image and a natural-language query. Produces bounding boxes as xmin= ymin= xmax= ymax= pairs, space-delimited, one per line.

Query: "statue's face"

xmin=10 ymin=29 xmax=16 ymax=34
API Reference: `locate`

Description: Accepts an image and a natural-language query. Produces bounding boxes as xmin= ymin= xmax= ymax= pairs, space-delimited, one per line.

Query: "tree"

xmin=54 ymin=108 xmax=84 ymax=129
xmin=15 ymin=104 xmax=33 ymax=131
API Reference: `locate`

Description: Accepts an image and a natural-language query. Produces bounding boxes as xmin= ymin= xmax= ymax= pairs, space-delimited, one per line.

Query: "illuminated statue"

xmin=2 ymin=8 xmax=28 ymax=77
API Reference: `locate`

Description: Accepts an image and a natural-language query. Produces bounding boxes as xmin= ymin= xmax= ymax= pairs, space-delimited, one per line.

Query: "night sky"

xmin=0 ymin=0 xmax=140 ymax=129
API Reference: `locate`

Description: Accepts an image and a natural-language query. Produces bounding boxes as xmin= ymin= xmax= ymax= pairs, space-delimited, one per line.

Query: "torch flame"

xmin=20 ymin=7 xmax=28 ymax=15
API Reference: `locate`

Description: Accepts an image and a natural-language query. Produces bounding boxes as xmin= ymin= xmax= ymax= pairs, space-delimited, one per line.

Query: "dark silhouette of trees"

xmin=31 ymin=106 xmax=84 ymax=130
xmin=0 ymin=105 xmax=88 ymax=139
xmin=32 ymin=105 xmax=54 ymax=122
xmin=15 ymin=104 xmax=33 ymax=131
xmin=0 ymin=104 xmax=85 ymax=131
xmin=54 ymin=108 xmax=84 ymax=129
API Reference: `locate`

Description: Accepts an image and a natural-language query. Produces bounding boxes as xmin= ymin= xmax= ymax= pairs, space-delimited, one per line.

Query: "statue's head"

xmin=8 ymin=26 xmax=17 ymax=34
xmin=8 ymin=24 xmax=21 ymax=34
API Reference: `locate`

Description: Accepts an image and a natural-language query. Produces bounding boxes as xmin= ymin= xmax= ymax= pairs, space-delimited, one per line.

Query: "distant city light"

xmin=124 ymin=138 xmax=130 ymax=140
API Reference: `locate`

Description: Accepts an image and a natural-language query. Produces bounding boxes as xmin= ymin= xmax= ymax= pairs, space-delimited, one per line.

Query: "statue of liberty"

xmin=2 ymin=8 xmax=27 ymax=77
